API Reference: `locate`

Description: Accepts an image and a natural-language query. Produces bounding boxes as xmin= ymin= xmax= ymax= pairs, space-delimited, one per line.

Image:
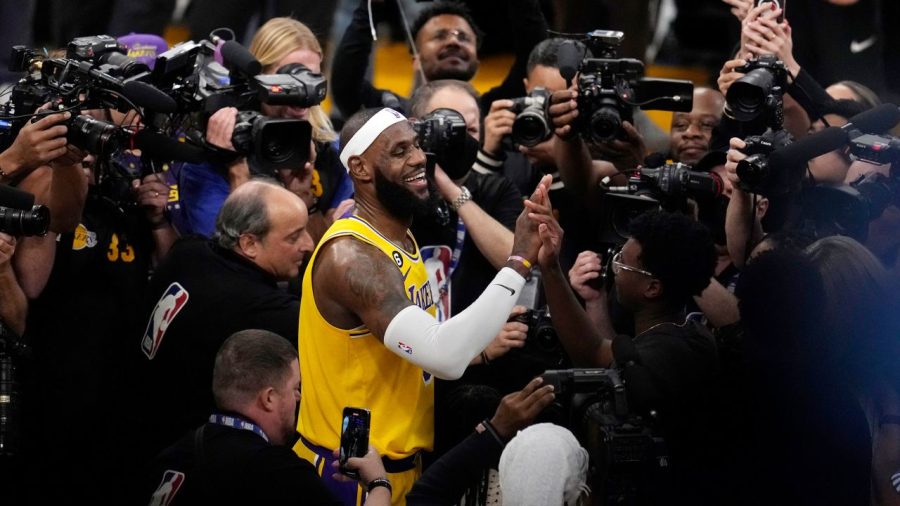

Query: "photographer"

xmin=178 ymin=17 xmax=351 ymax=243
xmin=17 ymin=106 xmax=182 ymax=503
xmin=408 ymin=80 xmax=523 ymax=316
xmin=531 ymin=201 xmax=722 ymax=503
xmin=405 ymin=377 xmax=561 ymax=505
xmin=477 ymin=38 xmax=607 ymax=271
xmin=715 ymin=2 xmax=834 ymax=144
xmin=331 ymin=0 xmax=547 ymax=117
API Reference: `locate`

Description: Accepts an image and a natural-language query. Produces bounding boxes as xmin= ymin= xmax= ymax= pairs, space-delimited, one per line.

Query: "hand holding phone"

xmin=338 ymin=407 xmax=371 ymax=480
xmin=755 ymin=0 xmax=786 ymax=23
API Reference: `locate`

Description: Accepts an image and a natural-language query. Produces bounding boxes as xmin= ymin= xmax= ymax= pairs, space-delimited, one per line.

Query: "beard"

xmin=430 ymin=64 xmax=478 ymax=81
xmin=374 ymin=169 xmax=439 ymax=221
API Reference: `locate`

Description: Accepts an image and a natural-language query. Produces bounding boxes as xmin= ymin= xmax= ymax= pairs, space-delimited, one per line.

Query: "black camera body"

xmin=850 ymin=133 xmax=900 ymax=165
xmin=256 ymin=63 xmax=327 ymax=107
xmin=727 ymin=54 xmax=787 ymax=128
xmin=541 ymin=368 xmax=668 ymax=503
xmin=736 ymin=128 xmax=795 ymax=195
xmin=509 ymin=87 xmax=552 ymax=147
xmin=799 ymin=174 xmax=896 ymax=241
xmin=573 ymin=30 xmax=693 ymax=143
xmin=611 ymin=162 xmax=723 ymax=200
xmin=411 ymin=107 xmax=478 ymax=180
xmin=0 ymin=38 xmax=142 ymax=155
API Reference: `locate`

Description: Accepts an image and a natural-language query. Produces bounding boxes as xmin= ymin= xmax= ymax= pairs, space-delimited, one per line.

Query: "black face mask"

xmin=374 ymin=168 xmax=440 ymax=222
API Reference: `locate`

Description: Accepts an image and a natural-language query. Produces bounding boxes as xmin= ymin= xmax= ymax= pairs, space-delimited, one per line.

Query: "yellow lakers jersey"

xmin=295 ymin=215 xmax=436 ymax=460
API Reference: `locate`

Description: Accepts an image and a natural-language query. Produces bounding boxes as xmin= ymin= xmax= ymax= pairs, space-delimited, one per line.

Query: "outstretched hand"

xmin=522 ymin=182 xmax=563 ymax=269
xmin=489 ymin=376 xmax=556 ymax=440
xmin=511 ymin=174 xmax=553 ymax=265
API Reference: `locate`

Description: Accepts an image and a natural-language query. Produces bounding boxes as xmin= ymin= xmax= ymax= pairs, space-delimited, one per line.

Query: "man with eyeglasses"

xmin=532 ymin=207 xmax=724 ymax=504
xmin=331 ymin=0 xmax=548 ymax=118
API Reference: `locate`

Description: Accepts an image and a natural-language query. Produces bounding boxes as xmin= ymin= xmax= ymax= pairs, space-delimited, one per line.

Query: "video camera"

xmin=798 ymin=132 xmax=900 ymax=240
xmin=0 ymin=37 xmax=144 ymax=156
xmin=569 ymin=30 xmax=694 ymax=143
xmin=410 ymin=108 xmax=479 ymax=180
xmin=145 ymin=36 xmax=327 ymax=174
xmin=608 ymin=162 xmax=724 ymax=201
xmin=596 ymin=161 xmax=724 ymax=245
xmin=541 ymin=368 xmax=668 ymax=505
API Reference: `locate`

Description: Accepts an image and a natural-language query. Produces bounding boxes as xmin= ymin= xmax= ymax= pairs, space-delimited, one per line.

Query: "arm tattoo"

xmin=345 ymin=259 xmax=386 ymax=307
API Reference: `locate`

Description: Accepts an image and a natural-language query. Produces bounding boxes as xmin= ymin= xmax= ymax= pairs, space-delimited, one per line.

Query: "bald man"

xmin=134 ymin=180 xmax=314 ymax=462
xmin=670 ymin=87 xmax=725 ymax=166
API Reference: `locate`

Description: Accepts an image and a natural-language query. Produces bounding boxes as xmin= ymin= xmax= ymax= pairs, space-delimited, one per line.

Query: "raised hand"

xmin=483 ymin=99 xmax=516 ymax=156
xmin=488 ymin=376 xmax=556 ymax=440
xmin=718 ymin=57 xmax=748 ymax=96
xmin=724 ymin=137 xmax=748 ymax=187
xmin=568 ymin=250 xmax=604 ymax=302
xmin=511 ymin=174 xmax=553 ymax=266
xmin=133 ymin=173 xmax=171 ymax=227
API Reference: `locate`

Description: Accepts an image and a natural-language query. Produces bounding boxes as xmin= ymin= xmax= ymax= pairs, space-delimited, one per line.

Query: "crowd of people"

xmin=0 ymin=0 xmax=899 ymax=505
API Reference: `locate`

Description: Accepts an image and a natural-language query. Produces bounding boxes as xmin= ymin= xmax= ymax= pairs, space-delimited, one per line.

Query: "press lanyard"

xmin=208 ymin=413 xmax=269 ymax=443
xmin=449 ymin=216 xmax=465 ymax=277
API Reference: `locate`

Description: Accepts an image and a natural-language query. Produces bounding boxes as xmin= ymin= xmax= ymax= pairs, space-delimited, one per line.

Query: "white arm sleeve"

xmin=383 ymin=267 xmax=526 ymax=380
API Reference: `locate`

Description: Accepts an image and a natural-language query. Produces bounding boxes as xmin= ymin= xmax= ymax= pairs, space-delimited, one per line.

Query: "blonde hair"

xmin=249 ymin=17 xmax=336 ymax=143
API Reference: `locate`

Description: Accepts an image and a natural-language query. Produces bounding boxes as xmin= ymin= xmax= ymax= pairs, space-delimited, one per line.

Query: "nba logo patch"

xmin=141 ymin=282 xmax=190 ymax=360
xmin=398 ymin=342 xmax=413 ymax=355
xmin=149 ymin=470 xmax=185 ymax=506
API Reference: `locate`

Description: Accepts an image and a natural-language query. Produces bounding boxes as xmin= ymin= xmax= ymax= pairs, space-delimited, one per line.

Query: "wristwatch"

xmin=449 ymin=185 xmax=472 ymax=212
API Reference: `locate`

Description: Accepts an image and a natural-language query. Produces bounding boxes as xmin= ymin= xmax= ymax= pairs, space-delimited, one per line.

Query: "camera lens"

xmin=0 ymin=205 xmax=50 ymax=237
xmin=68 ymin=115 xmax=125 ymax=158
xmin=589 ymin=106 xmax=622 ymax=143
xmin=736 ymin=154 xmax=769 ymax=189
xmin=260 ymin=125 xmax=296 ymax=164
xmin=727 ymin=68 xmax=775 ymax=122
xmin=512 ymin=111 xmax=551 ymax=147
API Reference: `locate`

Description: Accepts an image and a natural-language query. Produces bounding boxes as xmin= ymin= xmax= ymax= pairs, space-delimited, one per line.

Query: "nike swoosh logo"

xmin=850 ymin=36 xmax=877 ymax=54
xmin=494 ymin=283 xmax=517 ymax=296
xmin=401 ymin=266 xmax=412 ymax=282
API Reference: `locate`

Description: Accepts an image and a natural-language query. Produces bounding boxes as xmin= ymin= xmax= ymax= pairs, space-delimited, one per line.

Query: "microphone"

xmin=134 ymin=130 xmax=207 ymax=164
xmin=842 ymin=103 xmax=900 ymax=136
xmin=220 ymin=40 xmax=262 ymax=76
xmin=0 ymin=184 xmax=36 ymax=210
xmin=558 ymin=41 xmax=580 ymax=87
xmin=122 ymin=81 xmax=177 ymax=114
xmin=768 ymin=127 xmax=847 ymax=173
xmin=769 ymin=104 xmax=900 ymax=172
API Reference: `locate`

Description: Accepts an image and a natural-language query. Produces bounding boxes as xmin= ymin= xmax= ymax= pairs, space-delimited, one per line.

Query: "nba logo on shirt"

xmin=141 ymin=283 xmax=190 ymax=360
xmin=398 ymin=342 xmax=413 ymax=355
xmin=148 ymin=470 xmax=185 ymax=506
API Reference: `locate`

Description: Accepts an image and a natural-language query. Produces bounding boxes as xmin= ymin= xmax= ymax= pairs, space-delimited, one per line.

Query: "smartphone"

xmin=338 ymin=407 xmax=371 ymax=479
xmin=756 ymin=0 xmax=786 ymax=23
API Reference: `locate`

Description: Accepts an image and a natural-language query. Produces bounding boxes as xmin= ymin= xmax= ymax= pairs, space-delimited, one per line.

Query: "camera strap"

xmin=208 ymin=413 xmax=269 ymax=443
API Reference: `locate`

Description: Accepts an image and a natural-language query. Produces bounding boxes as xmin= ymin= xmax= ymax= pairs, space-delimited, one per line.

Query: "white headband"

xmin=339 ymin=108 xmax=407 ymax=171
